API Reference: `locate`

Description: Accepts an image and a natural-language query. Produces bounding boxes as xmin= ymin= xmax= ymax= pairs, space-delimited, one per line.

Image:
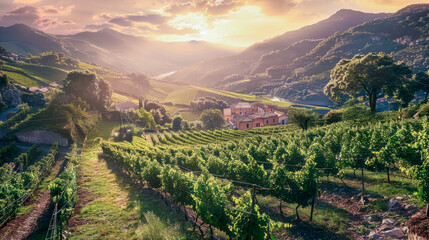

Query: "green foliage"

xmin=137 ymin=108 xmax=156 ymax=129
xmin=136 ymin=212 xmax=184 ymax=240
xmin=0 ymin=144 xmax=58 ymax=224
xmin=325 ymin=53 xmax=413 ymax=113
xmin=0 ymin=73 xmax=9 ymax=91
xmin=190 ymin=97 xmax=227 ymax=111
xmin=63 ymin=70 xmax=111 ymax=110
xmin=288 ymin=108 xmax=319 ymax=130
xmin=172 ymin=116 xmax=182 ymax=130
xmin=323 ymin=109 xmax=343 ymax=125
xmin=192 ymin=173 xmax=232 ymax=233
xmin=228 ymin=191 xmax=269 ymax=239
xmin=26 ymin=52 xmax=79 ymax=69
xmin=199 ymin=109 xmax=225 ymax=130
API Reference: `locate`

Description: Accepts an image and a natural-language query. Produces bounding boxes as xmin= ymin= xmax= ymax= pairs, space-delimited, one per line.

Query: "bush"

xmin=323 ymin=109 xmax=343 ymax=125
xmin=172 ymin=116 xmax=182 ymax=130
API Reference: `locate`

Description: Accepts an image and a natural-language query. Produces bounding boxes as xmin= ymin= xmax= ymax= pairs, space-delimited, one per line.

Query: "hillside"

xmin=267 ymin=4 xmax=429 ymax=106
xmin=165 ymin=9 xmax=388 ymax=101
xmin=0 ymin=24 xmax=239 ymax=75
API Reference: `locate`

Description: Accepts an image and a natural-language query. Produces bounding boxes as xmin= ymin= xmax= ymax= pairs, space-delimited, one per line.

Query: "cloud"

xmin=0 ymin=6 xmax=40 ymax=26
xmin=85 ymin=23 xmax=114 ymax=30
xmin=127 ymin=13 xmax=169 ymax=24
xmin=0 ymin=5 xmax=75 ymax=29
xmin=165 ymin=0 xmax=243 ymax=16
xmin=249 ymin=0 xmax=297 ymax=15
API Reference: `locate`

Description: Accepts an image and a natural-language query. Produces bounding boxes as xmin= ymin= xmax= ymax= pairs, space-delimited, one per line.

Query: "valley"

xmin=0 ymin=2 xmax=428 ymax=240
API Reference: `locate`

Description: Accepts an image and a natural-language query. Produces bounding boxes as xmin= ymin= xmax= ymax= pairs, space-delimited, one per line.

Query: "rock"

xmin=396 ymin=197 xmax=403 ymax=201
xmin=381 ymin=228 xmax=404 ymax=239
xmin=382 ymin=218 xmax=396 ymax=226
xmin=389 ymin=199 xmax=399 ymax=211
xmin=379 ymin=225 xmax=392 ymax=231
xmin=401 ymin=226 xmax=408 ymax=234
xmin=369 ymin=230 xmax=381 ymax=239
xmin=369 ymin=215 xmax=382 ymax=222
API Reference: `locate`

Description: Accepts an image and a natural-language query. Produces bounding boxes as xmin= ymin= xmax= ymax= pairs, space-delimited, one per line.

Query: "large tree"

xmin=63 ymin=70 xmax=111 ymax=110
xmin=288 ymin=108 xmax=319 ymax=131
xmin=413 ymin=71 xmax=429 ymax=102
xmin=324 ymin=53 xmax=412 ymax=113
xmin=200 ymin=109 xmax=225 ymax=130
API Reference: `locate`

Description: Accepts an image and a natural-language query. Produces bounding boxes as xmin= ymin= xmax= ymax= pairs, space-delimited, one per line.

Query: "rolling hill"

xmin=0 ymin=24 xmax=240 ymax=75
xmin=164 ymin=9 xmax=388 ymax=99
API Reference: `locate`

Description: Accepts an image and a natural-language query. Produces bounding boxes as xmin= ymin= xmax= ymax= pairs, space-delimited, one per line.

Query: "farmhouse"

xmin=224 ymin=102 xmax=288 ymax=130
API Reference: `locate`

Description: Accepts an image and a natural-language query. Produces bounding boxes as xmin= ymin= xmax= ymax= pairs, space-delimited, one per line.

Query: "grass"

xmin=163 ymin=87 xmax=198 ymax=105
xmin=16 ymin=204 xmax=36 ymax=216
xmin=70 ymin=143 xmax=196 ymax=240
xmin=191 ymin=85 xmax=331 ymax=110
xmin=2 ymin=71 xmax=39 ymax=86
xmin=87 ymin=120 xmax=120 ymax=141
xmin=180 ymin=110 xmax=201 ymax=121
xmin=111 ymin=92 xmax=139 ymax=105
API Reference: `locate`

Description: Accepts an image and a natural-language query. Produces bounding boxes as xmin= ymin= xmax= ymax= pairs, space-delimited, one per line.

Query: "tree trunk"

xmin=193 ymin=214 xmax=199 ymax=232
xmin=386 ymin=164 xmax=390 ymax=183
xmin=295 ymin=205 xmax=301 ymax=221
xmin=369 ymin=91 xmax=377 ymax=114
xmin=279 ymin=200 xmax=283 ymax=215
xmin=310 ymin=194 xmax=316 ymax=221
xmin=361 ymin=168 xmax=365 ymax=203
xmin=210 ymin=225 xmax=214 ymax=240
xmin=183 ymin=205 xmax=188 ymax=221
xmin=426 ymin=203 xmax=429 ymax=217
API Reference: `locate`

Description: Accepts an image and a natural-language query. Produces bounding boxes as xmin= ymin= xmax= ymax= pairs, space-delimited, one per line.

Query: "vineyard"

xmin=100 ymin=118 xmax=429 ymax=239
xmin=0 ymin=144 xmax=59 ymax=227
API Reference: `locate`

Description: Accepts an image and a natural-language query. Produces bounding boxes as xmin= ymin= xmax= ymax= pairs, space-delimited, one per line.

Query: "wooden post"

xmin=310 ymin=194 xmax=315 ymax=221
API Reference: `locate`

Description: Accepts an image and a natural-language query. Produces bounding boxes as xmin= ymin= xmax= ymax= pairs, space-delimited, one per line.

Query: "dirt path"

xmin=0 ymin=159 xmax=64 ymax=240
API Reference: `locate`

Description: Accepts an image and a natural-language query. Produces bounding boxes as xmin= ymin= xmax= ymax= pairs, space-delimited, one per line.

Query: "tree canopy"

xmin=200 ymin=109 xmax=225 ymax=130
xmin=63 ymin=70 xmax=111 ymax=111
xmin=324 ymin=52 xmax=412 ymax=113
xmin=288 ymin=108 xmax=319 ymax=131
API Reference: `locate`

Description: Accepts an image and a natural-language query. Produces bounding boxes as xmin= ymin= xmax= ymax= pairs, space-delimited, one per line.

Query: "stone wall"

xmin=15 ymin=130 xmax=68 ymax=146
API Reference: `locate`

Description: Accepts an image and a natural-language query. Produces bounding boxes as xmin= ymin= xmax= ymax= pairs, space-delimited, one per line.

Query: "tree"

xmin=172 ymin=116 xmax=182 ymax=130
xmin=413 ymin=71 xmax=429 ymax=102
xmin=63 ymin=70 xmax=111 ymax=110
xmin=288 ymin=108 xmax=319 ymax=130
xmin=324 ymin=53 xmax=412 ymax=113
xmin=200 ymin=109 xmax=225 ymax=130
xmin=137 ymin=108 xmax=156 ymax=128
xmin=0 ymin=74 xmax=9 ymax=92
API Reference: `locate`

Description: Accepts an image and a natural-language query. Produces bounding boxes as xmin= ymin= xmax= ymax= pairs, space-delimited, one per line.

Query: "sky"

xmin=0 ymin=0 xmax=428 ymax=47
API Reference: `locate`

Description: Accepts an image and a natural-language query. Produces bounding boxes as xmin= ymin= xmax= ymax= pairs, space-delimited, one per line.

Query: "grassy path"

xmin=69 ymin=143 xmax=196 ymax=240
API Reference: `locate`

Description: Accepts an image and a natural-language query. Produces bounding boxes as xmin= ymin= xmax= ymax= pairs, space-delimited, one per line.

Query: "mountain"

xmin=165 ymin=9 xmax=388 ymax=93
xmin=0 ymin=24 xmax=240 ymax=75
xmin=270 ymin=4 xmax=429 ymax=106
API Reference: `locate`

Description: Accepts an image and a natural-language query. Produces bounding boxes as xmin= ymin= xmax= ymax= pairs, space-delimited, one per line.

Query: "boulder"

xmin=382 ymin=218 xmax=396 ymax=226
xmin=381 ymin=228 xmax=404 ymax=239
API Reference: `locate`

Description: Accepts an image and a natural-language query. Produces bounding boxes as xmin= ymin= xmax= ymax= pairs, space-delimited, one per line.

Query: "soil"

xmin=408 ymin=212 xmax=429 ymax=239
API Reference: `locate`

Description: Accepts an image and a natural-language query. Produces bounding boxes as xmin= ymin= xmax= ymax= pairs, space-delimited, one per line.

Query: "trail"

xmin=0 ymin=159 xmax=64 ymax=240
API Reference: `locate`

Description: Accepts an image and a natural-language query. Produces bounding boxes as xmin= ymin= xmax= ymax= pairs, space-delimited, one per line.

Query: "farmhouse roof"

xmin=232 ymin=102 xmax=251 ymax=109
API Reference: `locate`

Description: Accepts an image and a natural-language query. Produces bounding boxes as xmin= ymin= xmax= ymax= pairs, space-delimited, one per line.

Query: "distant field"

xmin=163 ymin=87 xmax=198 ymax=105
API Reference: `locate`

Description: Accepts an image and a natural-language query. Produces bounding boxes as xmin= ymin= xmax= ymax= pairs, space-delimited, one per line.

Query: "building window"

xmin=240 ymin=112 xmax=242 ymax=115
xmin=246 ymin=123 xmax=249 ymax=128
xmin=266 ymin=120 xmax=268 ymax=124
xmin=273 ymin=119 xmax=275 ymax=123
